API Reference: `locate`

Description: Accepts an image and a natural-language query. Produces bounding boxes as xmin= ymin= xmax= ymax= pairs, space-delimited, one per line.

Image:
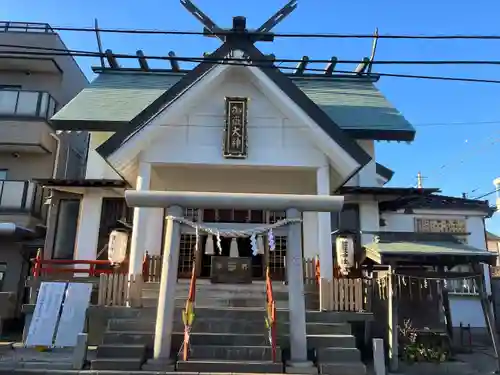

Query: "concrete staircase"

xmin=91 ymin=281 xmax=368 ymax=374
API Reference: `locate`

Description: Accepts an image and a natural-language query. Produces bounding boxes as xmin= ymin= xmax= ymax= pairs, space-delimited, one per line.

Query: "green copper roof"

xmin=292 ymin=78 xmax=414 ymax=136
xmin=53 ymin=72 xmax=182 ymax=123
xmin=52 ymin=71 xmax=415 ymax=141
xmin=366 ymin=240 xmax=489 ymax=257
xmin=364 ymin=232 xmax=496 ymax=265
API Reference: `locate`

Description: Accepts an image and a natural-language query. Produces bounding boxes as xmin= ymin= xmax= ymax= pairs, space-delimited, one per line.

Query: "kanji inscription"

xmin=223 ymin=97 xmax=248 ymax=159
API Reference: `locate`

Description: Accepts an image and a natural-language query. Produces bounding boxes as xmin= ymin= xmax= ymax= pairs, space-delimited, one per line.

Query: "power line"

xmin=2 ymin=49 xmax=500 ymax=85
xmin=473 ymin=188 xmax=500 ymax=200
xmin=5 ymin=42 xmax=500 ymax=66
xmin=404 ymin=135 xmax=500 ymax=188
xmin=5 ymin=23 xmax=500 ymax=40
xmin=414 ymin=120 xmax=500 ymax=127
xmin=5 ymin=43 xmax=500 ymax=66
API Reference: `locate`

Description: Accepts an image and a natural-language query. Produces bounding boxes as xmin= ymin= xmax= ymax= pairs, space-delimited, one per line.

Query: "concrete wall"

xmin=0 ymin=31 xmax=89 ymax=180
xmin=0 ymin=150 xmax=54 ymax=180
xmin=152 ymin=166 xmax=316 ymax=194
xmin=140 ymin=68 xmax=329 ymax=171
xmin=0 ymin=29 xmax=88 ymax=104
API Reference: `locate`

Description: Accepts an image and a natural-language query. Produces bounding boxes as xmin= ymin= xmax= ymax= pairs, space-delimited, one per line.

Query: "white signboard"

xmin=25 ymin=282 xmax=67 ymax=347
xmin=54 ymin=282 xmax=93 ymax=347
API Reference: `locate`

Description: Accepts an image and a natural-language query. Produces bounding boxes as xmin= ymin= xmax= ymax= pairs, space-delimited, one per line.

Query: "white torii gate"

xmin=125 ymin=190 xmax=344 ymax=372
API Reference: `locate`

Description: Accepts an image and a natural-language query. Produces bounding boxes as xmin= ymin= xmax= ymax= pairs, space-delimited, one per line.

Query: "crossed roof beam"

xmin=99 ymin=0 xmax=379 ymax=76
xmin=180 ymin=0 xmax=297 ymax=42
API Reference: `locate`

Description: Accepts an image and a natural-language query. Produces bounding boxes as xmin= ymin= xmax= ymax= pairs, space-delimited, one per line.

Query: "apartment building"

xmin=0 ymin=21 xmax=89 ymax=331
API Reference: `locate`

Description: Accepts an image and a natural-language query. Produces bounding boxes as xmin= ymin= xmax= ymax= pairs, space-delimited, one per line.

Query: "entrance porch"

xmin=118 ymin=163 xmax=337 ymax=283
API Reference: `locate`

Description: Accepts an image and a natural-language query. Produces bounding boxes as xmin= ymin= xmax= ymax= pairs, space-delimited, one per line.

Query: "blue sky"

xmin=4 ymin=0 xmax=500 ymax=231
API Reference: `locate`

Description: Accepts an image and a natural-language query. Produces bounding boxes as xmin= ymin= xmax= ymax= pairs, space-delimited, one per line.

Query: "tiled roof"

xmin=52 ymin=72 xmax=182 ymax=123
xmin=52 ymin=72 xmax=415 ymax=141
xmin=364 ymin=231 xmax=496 ymax=265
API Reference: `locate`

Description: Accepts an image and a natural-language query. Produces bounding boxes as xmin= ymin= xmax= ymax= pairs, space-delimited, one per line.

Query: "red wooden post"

xmin=89 ymin=263 xmax=96 ymax=277
xmin=142 ymin=251 xmax=149 ymax=282
xmin=271 ymin=300 xmax=277 ymax=362
xmin=32 ymin=248 xmax=42 ymax=277
xmin=315 ymin=257 xmax=321 ymax=284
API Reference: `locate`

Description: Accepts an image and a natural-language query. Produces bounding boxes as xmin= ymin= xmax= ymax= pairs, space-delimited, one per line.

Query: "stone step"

xmin=188 ymin=345 xmax=282 ymax=361
xmin=176 ymin=359 xmax=284 ymax=373
xmin=145 ymin=289 xmax=291 ymax=300
xmin=95 ymin=306 xmax=372 ymax=324
xmin=90 ymin=357 xmax=144 ymax=371
xmin=103 ymin=331 xmax=356 ymax=349
xmin=319 ymin=362 xmax=366 ymax=375
xmin=147 ymin=281 xmax=289 ymax=293
xmin=108 ymin=318 xmax=351 ymax=335
xmin=96 ymin=344 xmax=147 ymax=359
xmin=316 ymin=347 xmax=361 ymax=362
xmin=141 ymin=296 xmax=289 ymax=308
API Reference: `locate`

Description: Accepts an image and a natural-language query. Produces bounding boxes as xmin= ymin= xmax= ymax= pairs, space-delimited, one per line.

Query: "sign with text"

xmin=211 ymin=256 xmax=252 ymax=284
xmin=25 ymin=282 xmax=67 ymax=347
xmin=223 ymin=97 xmax=248 ymax=159
xmin=54 ymin=282 xmax=92 ymax=347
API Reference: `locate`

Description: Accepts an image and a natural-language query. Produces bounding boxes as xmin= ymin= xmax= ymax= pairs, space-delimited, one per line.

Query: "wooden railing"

xmin=265 ymin=266 xmax=277 ymax=362
xmin=97 ymin=274 xmax=143 ymax=307
xmin=32 ymin=250 xmax=126 ymax=277
xmin=181 ymin=262 xmax=197 ymax=361
xmin=319 ymin=278 xmax=366 ymax=312
xmin=303 ymin=257 xmax=320 ymax=286
xmin=142 ymin=252 xmax=162 ymax=282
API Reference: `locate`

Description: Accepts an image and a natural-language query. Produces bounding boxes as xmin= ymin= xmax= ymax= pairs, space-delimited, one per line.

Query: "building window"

xmin=0 ymin=169 xmax=7 ymax=180
xmin=0 ymin=263 xmax=6 ymax=291
xmin=52 ymin=199 xmax=80 ymax=259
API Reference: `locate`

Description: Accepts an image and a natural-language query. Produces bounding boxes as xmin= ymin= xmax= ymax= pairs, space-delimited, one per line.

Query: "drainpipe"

xmin=49 ymin=133 xmax=61 ymax=178
xmin=42 ymin=133 xmax=61 ymax=260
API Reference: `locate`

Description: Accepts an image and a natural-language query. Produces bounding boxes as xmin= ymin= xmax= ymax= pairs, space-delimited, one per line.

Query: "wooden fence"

xmin=97 ymin=274 xmax=143 ymax=307
xmin=319 ymin=277 xmax=366 ymax=312
xmin=96 ymin=255 xmax=368 ymax=312
xmin=143 ymin=254 xmax=162 ymax=282
xmin=303 ymin=258 xmax=319 ymax=285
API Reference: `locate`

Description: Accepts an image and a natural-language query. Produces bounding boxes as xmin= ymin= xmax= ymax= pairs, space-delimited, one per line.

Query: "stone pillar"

xmin=302 ymin=212 xmax=318 ymax=260
xmin=317 ymin=166 xmax=333 ymax=282
xmin=145 ymin=208 xmax=165 ymax=256
xmin=147 ymin=205 xmax=183 ymax=369
xmin=286 ymin=208 xmax=315 ymax=373
xmin=73 ymin=193 xmax=103 ymax=272
xmin=129 ymin=162 xmax=152 ymax=277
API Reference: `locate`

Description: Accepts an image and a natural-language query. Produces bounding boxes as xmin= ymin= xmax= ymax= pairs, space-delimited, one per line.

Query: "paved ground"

xmin=373 ymin=346 xmax=500 ymax=375
xmin=1 ymin=341 xmax=499 ymax=374
xmin=0 ymin=342 xmax=97 ymax=371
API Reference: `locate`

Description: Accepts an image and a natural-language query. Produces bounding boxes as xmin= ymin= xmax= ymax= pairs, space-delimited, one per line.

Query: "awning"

xmin=0 ymin=223 xmax=43 ymax=241
xmin=33 ymin=178 xmax=128 ymax=195
xmin=364 ymin=232 xmax=497 ymax=266
xmin=34 ymin=179 xmax=127 ymax=188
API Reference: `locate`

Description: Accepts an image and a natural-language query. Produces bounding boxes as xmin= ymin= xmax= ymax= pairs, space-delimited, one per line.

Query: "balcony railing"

xmin=0 ymin=180 xmax=45 ymax=218
xmin=0 ymin=90 xmax=57 ymax=120
xmin=0 ymin=21 xmax=53 ymax=33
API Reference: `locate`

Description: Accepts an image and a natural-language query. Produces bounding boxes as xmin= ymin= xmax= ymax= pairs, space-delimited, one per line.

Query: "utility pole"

xmin=416 ymin=171 xmax=425 ymax=188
